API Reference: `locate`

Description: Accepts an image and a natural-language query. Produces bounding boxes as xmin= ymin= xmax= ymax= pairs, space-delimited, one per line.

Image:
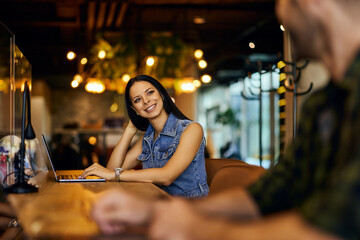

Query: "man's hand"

xmin=91 ymin=189 xmax=152 ymax=235
xmin=150 ymin=198 xmax=223 ymax=240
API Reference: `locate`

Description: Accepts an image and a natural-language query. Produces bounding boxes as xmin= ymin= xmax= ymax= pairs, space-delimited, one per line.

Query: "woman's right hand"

xmin=79 ymin=163 xmax=115 ymax=180
xmin=91 ymin=189 xmax=153 ymax=234
xmin=126 ymin=119 xmax=138 ymax=132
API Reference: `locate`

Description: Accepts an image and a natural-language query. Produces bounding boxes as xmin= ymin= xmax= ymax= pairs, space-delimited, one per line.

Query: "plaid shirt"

xmin=248 ymin=52 xmax=360 ymax=239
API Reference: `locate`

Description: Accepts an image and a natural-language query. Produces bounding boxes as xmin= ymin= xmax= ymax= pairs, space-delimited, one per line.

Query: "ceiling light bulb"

xmin=249 ymin=42 xmax=255 ymax=49
xmin=146 ymin=56 xmax=155 ymax=67
xmin=193 ymin=17 xmax=205 ymax=24
xmin=74 ymin=74 xmax=83 ymax=83
xmin=194 ymin=49 xmax=203 ymax=59
xmin=67 ymin=51 xmax=76 ymax=60
xmin=88 ymin=136 xmax=97 ymax=145
xmin=80 ymin=57 xmax=88 ymax=65
xmin=98 ymin=50 xmax=106 ymax=59
xmin=96 ymin=82 xmax=105 ymax=93
xmin=110 ymin=103 xmax=119 ymax=113
xmin=85 ymin=81 xmax=94 ymax=93
xmin=198 ymin=60 xmax=207 ymax=69
xmin=181 ymin=82 xmax=195 ymax=93
xmin=201 ymin=74 xmax=211 ymax=83
xmin=85 ymin=79 xmax=105 ymax=93
xmin=193 ymin=79 xmax=201 ymax=88
xmin=71 ymin=80 xmax=79 ymax=88
xmin=122 ymin=74 xmax=130 ymax=82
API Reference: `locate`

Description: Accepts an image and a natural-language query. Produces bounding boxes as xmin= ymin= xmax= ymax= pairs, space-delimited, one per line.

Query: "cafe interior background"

xmin=0 ymin=0 xmax=329 ymax=174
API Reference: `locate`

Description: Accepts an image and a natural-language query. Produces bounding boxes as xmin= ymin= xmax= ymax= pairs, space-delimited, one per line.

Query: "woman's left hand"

xmin=79 ymin=163 xmax=115 ymax=180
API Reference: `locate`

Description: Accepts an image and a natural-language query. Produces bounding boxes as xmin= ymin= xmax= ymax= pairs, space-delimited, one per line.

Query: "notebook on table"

xmin=41 ymin=134 xmax=106 ymax=182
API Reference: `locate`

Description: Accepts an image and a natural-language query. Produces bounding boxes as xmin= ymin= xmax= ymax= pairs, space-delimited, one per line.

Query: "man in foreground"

xmin=91 ymin=0 xmax=360 ymax=239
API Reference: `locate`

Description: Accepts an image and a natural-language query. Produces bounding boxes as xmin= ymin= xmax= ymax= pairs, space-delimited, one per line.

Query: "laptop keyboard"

xmin=59 ymin=175 xmax=80 ymax=180
xmin=58 ymin=174 xmax=104 ymax=180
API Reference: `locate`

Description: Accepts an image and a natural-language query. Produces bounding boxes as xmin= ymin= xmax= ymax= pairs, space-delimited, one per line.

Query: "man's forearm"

xmin=191 ymin=188 xmax=261 ymax=221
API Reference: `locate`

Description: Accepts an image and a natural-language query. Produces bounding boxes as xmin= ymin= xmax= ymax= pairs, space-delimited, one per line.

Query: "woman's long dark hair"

xmin=125 ymin=75 xmax=189 ymax=131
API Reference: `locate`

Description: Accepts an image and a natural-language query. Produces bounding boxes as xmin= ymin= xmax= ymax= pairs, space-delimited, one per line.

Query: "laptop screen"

xmin=41 ymin=134 xmax=59 ymax=181
xmin=41 ymin=134 xmax=106 ymax=182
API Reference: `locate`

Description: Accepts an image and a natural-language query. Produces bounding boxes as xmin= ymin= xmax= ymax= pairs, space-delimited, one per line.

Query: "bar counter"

xmin=7 ymin=170 xmax=169 ymax=239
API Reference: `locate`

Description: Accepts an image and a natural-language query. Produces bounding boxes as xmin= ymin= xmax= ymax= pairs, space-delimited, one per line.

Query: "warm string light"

xmin=71 ymin=74 xmax=83 ymax=88
xmin=88 ymin=136 xmax=97 ymax=145
xmin=201 ymin=74 xmax=211 ymax=83
xmin=194 ymin=49 xmax=208 ymax=71
xmin=80 ymin=57 xmax=88 ymax=65
xmin=146 ymin=56 xmax=155 ymax=67
xmin=71 ymin=80 xmax=79 ymax=88
xmin=194 ymin=49 xmax=203 ymax=59
xmin=70 ymin=47 xmax=209 ymax=94
xmin=98 ymin=50 xmax=106 ymax=59
xmin=193 ymin=79 xmax=201 ymax=88
xmin=198 ymin=60 xmax=207 ymax=69
xmin=193 ymin=17 xmax=205 ymax=24
xmin=85 ymin=78 xmax=105 ymax=94
xmin=172 ymin=77 xmax=204 ymax=94
xmin=181 ymin=82 xmax=195 ymax=93
xmin=122 ymin=74 xmax=130 ymax=82
xmin=110 ymin=103 xmax=119 ymax=113
xmin=67 ymin=51 xmax=76 ymax=60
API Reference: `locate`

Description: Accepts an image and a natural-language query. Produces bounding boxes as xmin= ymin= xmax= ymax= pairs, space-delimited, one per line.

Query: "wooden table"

xmin=7 ymin=170 xmax=169 ymax=239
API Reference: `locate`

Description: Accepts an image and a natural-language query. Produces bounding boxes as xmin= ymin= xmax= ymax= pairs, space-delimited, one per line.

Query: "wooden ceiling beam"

xmin=96 ymin=2 xmax=107 ymax=29
xmin=106 ymin=2 xmax=118 ymax=28
xmin=115 ymin=2 xmax=129 ymax=28
xmin=87 ymin=1 xmax=96 ymax=30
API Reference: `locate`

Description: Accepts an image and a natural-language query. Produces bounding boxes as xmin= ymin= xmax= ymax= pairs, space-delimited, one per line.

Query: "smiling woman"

xmin=80 ymin=75 xmax=209 ymax=198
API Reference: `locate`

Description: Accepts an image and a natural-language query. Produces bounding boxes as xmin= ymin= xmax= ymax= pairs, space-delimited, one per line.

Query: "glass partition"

xmin=0 ymin=22 xmax=14 ymax=138
xmin=0 ymin=22 xmax=33 ymax=185
xmin=0 ymin=22 xmax=32 ymax=138
xmin=14 ymin=45 xmax=31 ymax=136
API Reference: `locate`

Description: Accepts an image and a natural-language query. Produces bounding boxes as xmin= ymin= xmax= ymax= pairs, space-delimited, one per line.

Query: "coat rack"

xmin=241 ymin=61 xmax=278 ymax=167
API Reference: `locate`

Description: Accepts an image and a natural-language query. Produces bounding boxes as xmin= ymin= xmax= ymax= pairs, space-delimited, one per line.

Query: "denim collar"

xmin=161 ymin=113 xmax=178 ymax=137
xmin=144 ymin=113 xmax=178 ymax=141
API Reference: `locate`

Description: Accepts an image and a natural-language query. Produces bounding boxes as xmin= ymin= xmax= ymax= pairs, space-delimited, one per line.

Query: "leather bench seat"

xmin=205 ymin=158 xmax=266 ymax=195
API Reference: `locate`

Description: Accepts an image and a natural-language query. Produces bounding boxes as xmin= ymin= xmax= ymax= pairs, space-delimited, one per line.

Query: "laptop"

xmin=41 ymin=134 xmax=106 ymax=182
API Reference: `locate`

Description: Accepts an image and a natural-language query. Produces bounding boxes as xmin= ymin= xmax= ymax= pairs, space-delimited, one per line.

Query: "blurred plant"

xmin=142 ymin=32 xmax=195 ymax=79
xmin=215 ymin=108 xmax=240 ymax=127
xmin=88 ymin=35 xmax=137 ymax=79
xmin=75 ymin=32 xmax=199 ymax=94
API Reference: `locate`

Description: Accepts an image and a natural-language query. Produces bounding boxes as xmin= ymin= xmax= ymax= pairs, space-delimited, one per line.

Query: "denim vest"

xmin=138 ymin=113 xmax=209 ymax=198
